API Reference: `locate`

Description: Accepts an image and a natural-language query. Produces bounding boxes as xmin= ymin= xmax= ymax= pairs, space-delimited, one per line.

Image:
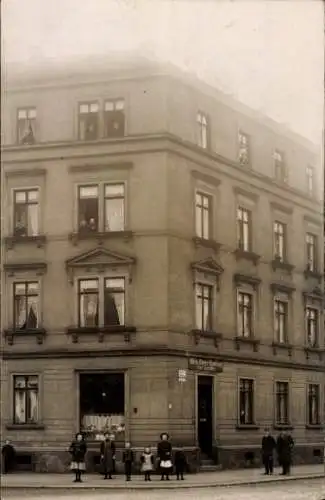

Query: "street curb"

xmin=2 ymin=473 xmax=323 ymax=491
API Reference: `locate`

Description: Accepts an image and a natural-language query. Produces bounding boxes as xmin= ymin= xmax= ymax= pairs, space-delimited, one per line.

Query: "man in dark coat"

xmin=261 ymin=429 xmax=276 ymax=475
xmin=1 ymin=441 xmax=16 ymax=474
xmin=277 ymin=432 xmax=294 ymax=475
xmin=100 ymin=434 xmax=116 ymax=479
xmin=122 ymin=442 xmax=134 ymax=481
xmin=157 ymin=433 xmax=173 ymax=481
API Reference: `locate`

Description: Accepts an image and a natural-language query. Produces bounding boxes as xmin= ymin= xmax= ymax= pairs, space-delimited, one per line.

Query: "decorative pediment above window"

xmin=65 ymin=247 xmax=136 ymax=283
xmin=233 ymin=273 xmax=261 ymax=290
xmin=270 ymin=282 xmax=296 ymax=295
xmin=303 ymin=288 xmax=323 ymax=306
xmin=4 ymin=262 xmax=47 ymax=277
xmin=191 ymin=257 xmax=224 ymax=289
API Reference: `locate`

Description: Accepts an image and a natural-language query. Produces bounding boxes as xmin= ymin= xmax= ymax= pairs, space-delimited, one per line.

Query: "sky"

xmin=2 ymin=0 xmax=324 ymax=145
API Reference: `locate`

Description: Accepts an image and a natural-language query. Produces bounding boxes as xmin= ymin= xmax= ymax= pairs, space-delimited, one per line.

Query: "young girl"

xmin=69 ymin=433 xmax=87 ymax=483
xmin=140 ymin=447 xmax=154 ymax=481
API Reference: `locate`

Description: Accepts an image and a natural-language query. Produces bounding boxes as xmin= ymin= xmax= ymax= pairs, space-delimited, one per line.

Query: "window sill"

xmin=304 ymin=269 xmax=322 ymax=282
xmin=305 ymin=424 xmax=323 ymax=430
xmin=66 ymin=325 xmax=136 ymax=343
xmin=69 ymin=230 xmax=133 ymax=245
xmin=271 ymin=259 xmax=295 ymax=273
xmin=272 ymin=342 xmax=293 ymax=357
xmin=234 ymin=336 xmax=260 ymax=352
xmin=192 ymin=237 xmax=221 ymax=252
xmin=4 ymin=328 xmax=47 ymax=346
xmin=191 ymin=329 xmax=223 ymax=348
xmin=273 ymin=424 xmax=294 ymax=431
xmin=234 ymin=249 xmax=260 ymax=265
xmin=6 ymin=424 xmax=45 ymax=431
xmin=236 ymin=424 xmax=260 ymax=431
xmin=5 ymin=234 xmax=47 ymax=250
xmin=304 ymin=346 xmax=323 ymax=361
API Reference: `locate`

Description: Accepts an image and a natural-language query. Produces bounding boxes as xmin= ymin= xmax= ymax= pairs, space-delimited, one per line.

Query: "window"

xmin=13 ymin=375 xmax=39 ymax=424
xmin=104 ymin=184 xmax=125 ymax=231
xmin=239 ymin=378 xmax=254 ymax=425
xmin=274 ymin=298 xmax=288 ymax=344
xmin=237 ymin=207 xmax=252 ymax=251
xmin=195 ymin=192 xmax=211 ymax=239
xmin=274 ymin=150 xmax=287 ymax=182
xmin=237 ymin=292 xmax=253 ymax=337
xmin=308 ymin=384 xmax=320 ymax=425
xmin=195 ymin=283 xmax=213 ymax=331
xmin=78 ymin=102 xmax=99 ymax=140
xmin=17 ymin=108 xmax=36 ymax=145
xmin=13 ymin=189 xmax=39 ymax=237
xmin=104 ymin=99 xmax=125 ymax=138
xmin=275 ymin=381 xmax=289 ymax=425
xmin=306 ymin=233 xmax=317 ymax=272
xmin=273 ymin=221 xmax=286 ymax=261
xmin=13 ymin=282 xmax=39 ymax=330
xmin=197 ymin=112 xmax=209 ymax=149
xmin=306 ymin=307 xmax=319 ymax=347
xmin=306 ymin=166 xmax=314 ymax=195
xmin=78 ymin=277 xmax=125 ymax=327
xmin=78 ymin=184 xmax=125 ymax=233
xmin=238 ymin=132 xmax=250 ymax=165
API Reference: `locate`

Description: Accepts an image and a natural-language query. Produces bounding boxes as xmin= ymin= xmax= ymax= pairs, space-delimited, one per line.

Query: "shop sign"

xmin=188 ymin=357 xmax=223 ymax=373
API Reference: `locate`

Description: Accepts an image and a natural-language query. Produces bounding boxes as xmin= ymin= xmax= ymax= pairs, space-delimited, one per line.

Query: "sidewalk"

xmin=1 ymin=464 xmax=324 ymax=490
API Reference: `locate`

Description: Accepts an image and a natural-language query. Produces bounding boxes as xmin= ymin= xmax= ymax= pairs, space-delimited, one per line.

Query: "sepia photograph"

xmin=1 ymin=1 xmax=324 ymax=499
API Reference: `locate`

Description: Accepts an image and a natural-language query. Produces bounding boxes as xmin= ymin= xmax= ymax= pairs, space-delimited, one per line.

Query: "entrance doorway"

xmin=79 ymin=372 xmax=125 ymax=441
xmin=197 ymin=375 xmax=213 ymax=455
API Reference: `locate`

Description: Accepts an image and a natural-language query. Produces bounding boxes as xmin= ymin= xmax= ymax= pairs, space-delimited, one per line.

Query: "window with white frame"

xmin=17 ymin=107 xmax=36 ymax=145
xmin=306 ymin=306 xmax=319 ymax=347
xmin=237 ymin=207 xmax=252 ymax=252
xmin=273 ymin=221 xmax=286 ymax=261
xmin=197 ymin=112 xmax=209 ymax=149
xmin=237 ymin=291 xmax=253 ymax=337
xmin=307 ymin=384 xmax=320 ymax=425
xmin=13 ymin=189 xmax=39 ymax=237
xmin=78 ymin=277 xmax=125 ymax=327
xmin=104 ymin=99 xmax=125 ymax=138
xmin=306 ymin=233 xmax=317 ymax=272
xmin=13 ymin=282 xmax=39 ymax=330
xmin=306 ymin=165 xmax=314 ymax=195
xmin=275 ymin=381 xmax=289 ymax=425
xmin=274 ymin=150 xmax=287 ymax=182
xmin=78 ymin=183 xmax=125 ymax=233
xmin=195 ymin=192 xmax=211 ymax=239
xmin=195 ymin=283 xmax=213 ymax=331
xmin=78 ymin=102 xmax=99 ymax=140
xmin=274 ymin=297 xmax=288 ymax=344
xmin=239 ymin=378 xmax=254 ymax=425
xmin=238 ymin=131 xmax=250 ymax=166
xmin=13 ymin=375 xmax=39 ymax=424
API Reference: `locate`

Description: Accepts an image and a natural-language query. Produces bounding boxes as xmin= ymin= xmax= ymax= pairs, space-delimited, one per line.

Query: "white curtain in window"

xmin=15 ymin=296 xmax=26 ymax=328
xmin=105 ymin=199 xmax=124 ymax=231
xmin=15 ymin=391 xmax=26 ymax=423
xmin=27 ymin=296 xmax=39 ymax=328
xmin=28 ymin=390 xmax=39 ymax=422
xmin=28 ymin=204 xmax=39 ymax=236
xmin=80 ymin=294 xmax=98 ymax=327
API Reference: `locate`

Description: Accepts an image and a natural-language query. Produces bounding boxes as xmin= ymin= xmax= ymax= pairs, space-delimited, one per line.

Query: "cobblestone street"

xmin=2 ymin=478 xmax=325 ymax=500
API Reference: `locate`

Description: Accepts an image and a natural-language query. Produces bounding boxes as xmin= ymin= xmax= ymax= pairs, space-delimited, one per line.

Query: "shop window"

xmin=79 ymin=373 xmax=125 ymax=441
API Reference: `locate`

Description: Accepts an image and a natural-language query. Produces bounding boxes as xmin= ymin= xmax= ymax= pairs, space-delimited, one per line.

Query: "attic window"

xmin=17 ymin=108 xmax=36 ymax=145
xmin=104 ymin=99 xmax=125 ymax=138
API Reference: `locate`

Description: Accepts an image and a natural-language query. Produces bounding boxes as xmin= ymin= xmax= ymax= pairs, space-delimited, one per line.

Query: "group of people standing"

xmin=262 ymin=429 xmax=294 ymax=476
xmin=69 ymin=432 xmax=187 ymax=482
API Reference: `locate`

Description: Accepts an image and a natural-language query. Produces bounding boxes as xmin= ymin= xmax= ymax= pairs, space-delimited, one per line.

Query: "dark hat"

xmin=160 ymin=432 xmax=169 ymax=440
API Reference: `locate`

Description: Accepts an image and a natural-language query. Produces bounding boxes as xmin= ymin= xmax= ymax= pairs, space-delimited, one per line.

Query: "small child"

xmin=174 ymin=448 xmax=187 ymax=480
xmin=140 ymin=447 xmax=154 ymax=481
xmin=122 ymin=442 xmax=134 ymax=481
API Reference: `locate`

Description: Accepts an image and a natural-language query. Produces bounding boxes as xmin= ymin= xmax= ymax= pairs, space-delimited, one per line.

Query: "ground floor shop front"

xmin=1 ymin=351 xmax=324 ymax=472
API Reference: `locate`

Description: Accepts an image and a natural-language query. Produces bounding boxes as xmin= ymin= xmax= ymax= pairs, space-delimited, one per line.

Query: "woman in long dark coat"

xmin=69 ymin=433 xmax=87 ymax=482
xmin=100 ymin=433 xmax=116 ymax=479
xmin=157 ymin=432 xmax=173 ymax=481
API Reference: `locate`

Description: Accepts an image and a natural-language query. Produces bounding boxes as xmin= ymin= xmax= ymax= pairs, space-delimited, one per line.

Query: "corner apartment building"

xmin=1 ymin=56 xmax=324 ymax=471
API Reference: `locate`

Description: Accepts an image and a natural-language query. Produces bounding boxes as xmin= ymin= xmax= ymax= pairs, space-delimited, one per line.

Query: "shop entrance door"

xmin=197 ymin=375 xmax=213 ymax=455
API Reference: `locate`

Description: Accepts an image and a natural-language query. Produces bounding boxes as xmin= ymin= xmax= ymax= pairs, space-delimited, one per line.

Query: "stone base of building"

xmin=8 ymin=443 xmax=323 ymax=473
xmin=216 ymin=444 xmax=324 ymax=469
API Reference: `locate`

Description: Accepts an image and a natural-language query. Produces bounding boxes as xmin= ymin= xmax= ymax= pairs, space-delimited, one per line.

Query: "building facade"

xmin=1 ymin=57 xmax=324 ymax=471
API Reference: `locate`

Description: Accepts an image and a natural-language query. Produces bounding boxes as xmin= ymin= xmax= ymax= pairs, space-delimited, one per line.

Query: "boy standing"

xmin=175 ymin=448 xmax=187 ymax=480
xmin=123 ymin=442 xmax=134 ymax=481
